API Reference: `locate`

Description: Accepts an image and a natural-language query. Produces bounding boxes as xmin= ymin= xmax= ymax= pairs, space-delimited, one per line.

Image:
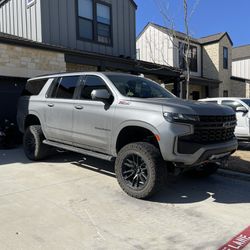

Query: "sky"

xmin=134 ymin=0 xmax=250 ymax=47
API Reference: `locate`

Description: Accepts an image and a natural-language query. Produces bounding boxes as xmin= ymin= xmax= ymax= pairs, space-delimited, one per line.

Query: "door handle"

xmin=75 ymin=105 xmax=83 ymax=110
xmin=48 ymin=103 xmax=54 ymax=107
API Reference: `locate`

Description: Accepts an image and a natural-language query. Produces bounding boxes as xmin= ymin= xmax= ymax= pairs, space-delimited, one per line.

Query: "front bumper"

xmin=157 ymin=122 xmax=238 ymax=166
xmin=172 ymin=138 xmax=237 ymax=166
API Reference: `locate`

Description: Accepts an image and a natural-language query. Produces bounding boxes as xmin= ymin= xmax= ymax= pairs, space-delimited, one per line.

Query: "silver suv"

xmin=17 ymin=72 xmax=238 ymax=199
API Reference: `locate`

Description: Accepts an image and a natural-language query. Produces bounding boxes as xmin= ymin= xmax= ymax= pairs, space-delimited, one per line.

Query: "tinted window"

xmin=22 ymin=79 xmax=48 ymax=96
xmin=221 ymin=100 xmax=243 ymax=111
xmin=107 ymin=75 xmax=175 ymax=98
xmin=81 ymin=75 xmax=108 ymax=100
xmin=241 ymin=99 xmax=250 ymax=107
xmin=50 ymin=76 xmax=80 ymax=99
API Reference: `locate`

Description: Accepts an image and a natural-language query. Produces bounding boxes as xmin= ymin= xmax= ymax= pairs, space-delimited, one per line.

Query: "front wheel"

xmin=23 ymin=125 xmax=50 ymax=161
xmin=185 ymin=162 xmax=219 ymax=178
xmin=115 ymin=142 xmax=164 ymax=199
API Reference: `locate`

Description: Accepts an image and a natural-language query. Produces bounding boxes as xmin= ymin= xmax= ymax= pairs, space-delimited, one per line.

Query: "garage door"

xmin=0 ymin=77 xmax=27 ymax=126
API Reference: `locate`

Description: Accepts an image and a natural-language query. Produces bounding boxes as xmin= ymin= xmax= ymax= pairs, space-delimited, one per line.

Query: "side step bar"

xmin=43 ymin=140 xmax=114 ymax=161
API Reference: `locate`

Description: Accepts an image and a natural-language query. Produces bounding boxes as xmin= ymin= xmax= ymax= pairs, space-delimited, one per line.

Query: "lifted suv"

xmin=17 ymin=72 xmax=238 ymax=199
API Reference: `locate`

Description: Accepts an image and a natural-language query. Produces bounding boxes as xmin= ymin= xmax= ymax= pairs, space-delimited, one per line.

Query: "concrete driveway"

xmin=0 ymin=148 xmax=250 ymax=250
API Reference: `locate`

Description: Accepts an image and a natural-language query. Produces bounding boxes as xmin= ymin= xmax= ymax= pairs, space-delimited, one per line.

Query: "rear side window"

xmin=221 ymin=100 xmax=243 ymax=111
xmin=22 ymin=79 xmax=48 ymax=96
xmin=80 ymin=75 xmax=108 ymax=100
xmin=50 ymin=76 xmax=80 ymax=99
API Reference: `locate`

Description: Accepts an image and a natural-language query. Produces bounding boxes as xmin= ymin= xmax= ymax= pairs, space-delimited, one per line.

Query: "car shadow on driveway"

xmin=150 ymin=173 xmax=250 ymax=205
xmin=1 ymin=148 xmax=249 ymax=205
xmin=69 ymin=153 xmax=250 ymax=205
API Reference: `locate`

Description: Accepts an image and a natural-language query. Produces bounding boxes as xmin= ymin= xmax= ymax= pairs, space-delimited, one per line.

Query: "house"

xmin=0 ymin=0 xmax=137 ymax=59
xmin=231 ymin=45 xmax=250 ymax=97
xmin=137 ymin=23 xmax=235 ymax=99
xmin=0 ymin=1 xmax=181 ymax=124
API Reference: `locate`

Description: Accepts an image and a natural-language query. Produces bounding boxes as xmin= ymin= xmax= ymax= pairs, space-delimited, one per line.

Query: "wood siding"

xmin=0 ymin=0 xmax=42 ymax=42
xmin=232 ymin=59 xmax=250 ymax=81
xmin=40 ymin=0 xmax=136 ymax=58
xmin=136 ymin=24 xmax=202 ymax=77
xmin=137 ymin=25 xmax=174 ymax=66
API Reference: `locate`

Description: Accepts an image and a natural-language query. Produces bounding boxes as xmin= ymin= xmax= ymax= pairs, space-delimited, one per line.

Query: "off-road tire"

xmin=186 ymin=162 xmax=219 ymax=178
xmin=115 ymin=142 xmax=165 ymax=199
xmin=23 ymin=125 xmax=50 ymax=161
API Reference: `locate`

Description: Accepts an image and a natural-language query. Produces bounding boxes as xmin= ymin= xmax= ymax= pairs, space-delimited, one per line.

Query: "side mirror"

xmin=91 ymin=89 xmax=111 ymax=102
xmin=236 ymin=106 xmax=248 ymax=113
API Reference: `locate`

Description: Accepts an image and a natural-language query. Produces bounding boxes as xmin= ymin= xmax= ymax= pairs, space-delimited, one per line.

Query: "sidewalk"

xmin=222 ymin=142 xmax=250 ymax=175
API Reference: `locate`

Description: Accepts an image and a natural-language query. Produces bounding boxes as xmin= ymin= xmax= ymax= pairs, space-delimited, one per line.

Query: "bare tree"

xmin=149 ymin=0 xmax=200 ymax=99
xmin=183 ymin=0 xmax=190 ymax=100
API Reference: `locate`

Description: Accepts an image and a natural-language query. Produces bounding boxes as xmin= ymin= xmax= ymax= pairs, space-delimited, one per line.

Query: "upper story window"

xmin=223 ymin=47 xmax=228 ymax=69
xmin=77 ymin=0 xmax=112 ymax=45
xmin=179 ymin=42 xmax=198 ymax=72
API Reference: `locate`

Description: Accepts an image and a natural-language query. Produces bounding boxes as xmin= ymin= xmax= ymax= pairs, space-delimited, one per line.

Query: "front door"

xmin=72 ymin=75 xmax=115 ymax=154
xmin=44 ymin=76 xmax=81 ymax=144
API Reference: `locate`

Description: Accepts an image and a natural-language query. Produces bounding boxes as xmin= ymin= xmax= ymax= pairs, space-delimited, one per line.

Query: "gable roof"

xmin=137 ymin=23 xmax=233 ymax=46
xmin=129 ymin=0 xmax=137 ymax=9
xmin=137 ymin=22 xmax=200 ymax=44
xmin=198 ymin=32 xmax=233 ymax=46
xmin=232 ymin=45 xmax=250 ymax=61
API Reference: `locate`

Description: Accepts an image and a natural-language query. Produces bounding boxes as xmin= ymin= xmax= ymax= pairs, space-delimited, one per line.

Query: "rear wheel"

xmin=186 ymin=162 xmax=219 ymax=178
xmin=23 ymin=125 xmax=50 ymax=161
xmin=115 ymin=142 xmax=165 ymax=199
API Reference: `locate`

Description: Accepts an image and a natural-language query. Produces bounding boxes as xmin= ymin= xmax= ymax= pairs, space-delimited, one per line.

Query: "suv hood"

xmin=134 ymin=98 xmax=235 ymax=116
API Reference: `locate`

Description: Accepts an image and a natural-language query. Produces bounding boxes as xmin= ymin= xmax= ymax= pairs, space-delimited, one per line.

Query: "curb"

xmin=217 ymin=168 xmax=250 ymax=182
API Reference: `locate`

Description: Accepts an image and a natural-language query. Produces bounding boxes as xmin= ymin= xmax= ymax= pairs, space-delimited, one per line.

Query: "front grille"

xmin=181 ymin=115 xmax=236 ymax=144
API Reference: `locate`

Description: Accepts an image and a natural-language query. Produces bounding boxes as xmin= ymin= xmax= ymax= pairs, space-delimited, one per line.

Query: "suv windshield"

xmin=107 ymin=75 xmax=175 ymax=98
xmin=241 ymin=99 xmax=250 ymax=107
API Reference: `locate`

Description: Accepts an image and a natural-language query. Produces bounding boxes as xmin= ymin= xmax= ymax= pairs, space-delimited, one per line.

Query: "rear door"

xmin=72 ymin=75 xmax=115 ymax=153
xmin=221 ymin=100 xmax=249 ymax=137
xmin=44 ymin=75 xmax=81 ymax=144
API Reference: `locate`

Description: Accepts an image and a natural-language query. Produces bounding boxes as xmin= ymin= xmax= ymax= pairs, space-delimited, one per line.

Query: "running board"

xmin=43 ymin=140 xmax=114 ymax=161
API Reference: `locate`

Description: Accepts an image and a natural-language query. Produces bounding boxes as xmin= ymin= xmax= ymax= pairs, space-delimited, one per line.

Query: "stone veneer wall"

xmin=218 ymin=36 xmax=232 ymax=96
xmin=202 ymin=43 xmax=220 ymax=80
xmin=231 ymin=79 xmax=250 ymax=98
xmin=0 ymin=43 xmax=66 ymax=78
xmin=202 ymin=36 xmax=233 ymax=97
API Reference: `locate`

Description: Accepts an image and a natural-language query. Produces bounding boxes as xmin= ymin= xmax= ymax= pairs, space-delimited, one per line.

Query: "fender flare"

xmin=111 ymin=120 xmax=160 ymax=156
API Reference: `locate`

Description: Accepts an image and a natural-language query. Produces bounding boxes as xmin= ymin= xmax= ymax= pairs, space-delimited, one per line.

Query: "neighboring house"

xmin=137 ymin=23 xmax=234 ymax=99
xmin=0 ymin=0 xmax=136 ymax=59
xmin=0 ymin=1 xmax=181 ymax=124
xmin=231 ymin=45 xmax=250 ymax=98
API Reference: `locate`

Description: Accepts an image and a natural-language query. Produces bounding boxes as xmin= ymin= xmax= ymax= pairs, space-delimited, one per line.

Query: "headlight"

xmin=163 ymin=112 xmax=199 ymax=123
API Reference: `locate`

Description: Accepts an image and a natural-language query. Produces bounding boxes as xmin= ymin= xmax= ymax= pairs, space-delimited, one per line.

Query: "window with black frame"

xmin=77 ymin=0 xmax=112 ymax=45
xmin=179 ymin=42 xmax=198 ymax=72
xmin=223 ymin=47 xmax=228 ymax=69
